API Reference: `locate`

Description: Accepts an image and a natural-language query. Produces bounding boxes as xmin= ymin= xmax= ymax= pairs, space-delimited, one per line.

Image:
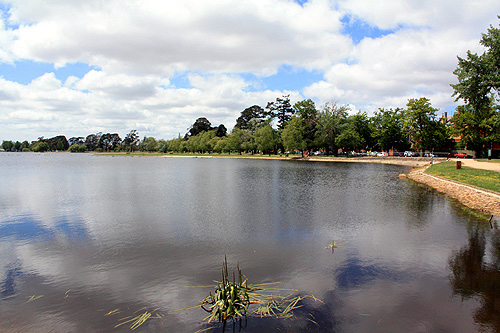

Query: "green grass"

xmin=426 ymin=161 xmax=500 ymax=193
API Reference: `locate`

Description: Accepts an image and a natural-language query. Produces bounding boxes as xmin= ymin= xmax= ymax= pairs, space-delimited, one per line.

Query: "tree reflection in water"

xmin=449 ymin=224 xmax=500 ymax=331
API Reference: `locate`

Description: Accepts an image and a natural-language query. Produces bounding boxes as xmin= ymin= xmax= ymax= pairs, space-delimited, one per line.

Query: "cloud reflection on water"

xmin=0 ymin=154 xmax=495 ymax=332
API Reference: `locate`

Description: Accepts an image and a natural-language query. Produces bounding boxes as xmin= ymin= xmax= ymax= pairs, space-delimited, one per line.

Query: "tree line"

xmin=2 ymin=94 xmax=497 ymax=157
xmin=2 ymin=19 xmax=500 ymax=158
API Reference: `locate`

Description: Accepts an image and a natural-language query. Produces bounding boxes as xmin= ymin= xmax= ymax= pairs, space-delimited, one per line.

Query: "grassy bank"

xmin=426 ymin=161 xmax=500 ymax=193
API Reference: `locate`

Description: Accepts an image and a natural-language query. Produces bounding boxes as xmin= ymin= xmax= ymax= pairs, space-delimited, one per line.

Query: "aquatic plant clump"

xmin=201 ymin=256 xmax=250 ymax=322
xmin=199 ymin=257 xmax=323 ymax=325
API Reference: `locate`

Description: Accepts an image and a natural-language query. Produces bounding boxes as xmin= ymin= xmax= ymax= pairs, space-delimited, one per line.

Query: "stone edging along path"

xmin=402 ymin=166 xmax=500 ymax=217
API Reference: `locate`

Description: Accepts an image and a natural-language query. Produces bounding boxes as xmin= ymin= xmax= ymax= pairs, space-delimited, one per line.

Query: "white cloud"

xmin=8 ymin=0 xmax=351 ymax=75
xmin=337 ymin=0 xmax=500 ymax=33
xmin=73 ymin=70 xmax=164 ymax=100
xmin=0 ymin=71 xmax=295 ymax=141
xmin=0 ymin=19 xmax=15 ymax=63
xmin=304 ymin=1 xmax=500 ymax=113
xmin=1 ymin=0 xmax=499 ymax=141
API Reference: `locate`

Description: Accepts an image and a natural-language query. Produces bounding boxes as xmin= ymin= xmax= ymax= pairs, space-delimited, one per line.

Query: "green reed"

xmin=201 ymin=256 xmax=250 ymax=322
xmin=199 ymin=256 xmax=322 ymax=325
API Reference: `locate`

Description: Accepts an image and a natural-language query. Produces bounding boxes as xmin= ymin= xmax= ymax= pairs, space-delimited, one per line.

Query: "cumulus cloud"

xmin=304 ymin=28 xmax=471 ymax=111
xmin=337 ymin=0 xmax=499 ymax=33
xmin=0 ymin=0 xmax=499 ymax=141
xmin=8 ymin=0 xmax=351 ymax=75
xmin=304 ymin=0 xmax=500 ymax=112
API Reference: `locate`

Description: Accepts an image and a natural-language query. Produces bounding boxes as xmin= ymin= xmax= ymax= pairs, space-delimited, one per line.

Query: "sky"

xmin=1 ymin=0 xmax=499 ymax=142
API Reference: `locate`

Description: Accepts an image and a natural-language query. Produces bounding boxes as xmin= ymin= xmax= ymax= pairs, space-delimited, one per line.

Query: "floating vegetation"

xmin=325 ymin=240 xmax=352 ymax=252
xmin=26 ymin=295 xmax=43 ymax=303
xmin=195 ymin=256 xmax=323 ymax=328
xmin=325 ymin=240 xmax=338 ymax=249
xmin=1 ymin=293 xmax=19 ymax=301
xmin=114 ymin=309 xmax=163 ymax=330
xmin=105 ymin=308 xmax=121 ymax=316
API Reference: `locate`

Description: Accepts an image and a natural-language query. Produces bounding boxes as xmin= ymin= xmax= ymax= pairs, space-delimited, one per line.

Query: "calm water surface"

xmin=0 ymin=153 xmax=498 ymax=332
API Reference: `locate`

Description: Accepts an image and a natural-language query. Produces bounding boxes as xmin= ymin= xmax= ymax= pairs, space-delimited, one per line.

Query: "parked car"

xmin=454 ymin=153 xmax=468 ymax=158
xmin=377 ymin=152 xmax=388 ymax=157
xmin=404 ymin=151 xmax=416 ymax=157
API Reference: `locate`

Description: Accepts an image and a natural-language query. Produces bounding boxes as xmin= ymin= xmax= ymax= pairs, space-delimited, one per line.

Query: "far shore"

xmin=95 ymin=151 xmax=440 ymax=168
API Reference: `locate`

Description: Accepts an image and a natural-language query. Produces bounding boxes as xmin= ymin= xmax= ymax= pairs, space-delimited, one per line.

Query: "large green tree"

xmin=343 ymin=112 xmax=372 ymax=150
xmin=98 ymin=133 xmax=121 ymax=151
xmin=335 ymin=112 xmax=372 ymax=151
xmin=451 ymin=102 xmax=499 ymax=157
xmin=404 ymin=98 xmax=447 ymax=154
xmin=213 ymin=137 xmax=228 ymax=153
xmin=266 ymin=95 xmax=295 ymax=130
xmin=282 ymin=116 xmax=307 ymax=156
xmin=226 ymin=128 xmax=246 ymax=154
xmin=140 ymin=136 xmax=158 ymax=152
xmin=186 ymin=117 xmax=213 ymax=138
xmin=254 ymin=124 xmax=278 ymax=155
xmin=13 ymin=141 xmax=21 ymax=152
xmin=315 ymin=102 xmax=349 ymax=155
xmin=452 ymin=17 xmax=500 ymax=110
xmin=167 ymin=135 xmax=183 ymax=152
xmin=293 ymin=99 xmax=318 ymax=151
xmin=335 ymin=127 xmax=365 ymax=151
xmin=122 ymin=130 xmax=140 ymax=152
xmin=372 ymin=108 xmax=408 ymax=151
xmin=451 ymin=17 xmax=500 ymax=157
xmin=2 ymin=140 xmax=14 ymax=151
xmin=234 ymin=105 xmax=266 ymax=130
xmin=85 ymin=133 xmax=100 ymax=151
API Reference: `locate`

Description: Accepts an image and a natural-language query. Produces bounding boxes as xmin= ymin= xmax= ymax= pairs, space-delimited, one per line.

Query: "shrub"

xmin=32 ymin=142 xmax=49 ymax=152
xmin=69 ymin=144 xmax=87 ymax=153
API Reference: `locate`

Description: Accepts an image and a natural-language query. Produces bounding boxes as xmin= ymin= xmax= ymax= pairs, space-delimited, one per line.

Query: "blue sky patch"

xmin=341 ymin=14 xmax=396 ymax=44
xmin=168 ymin=66 xmax=324 ymax=93
xmin=0 ymin=60 xmax=96 ymax=84
xmin=294 ymin=0 xmax=308 ymax=6
xmin=169 ymin=72 xmax=193 ymax=89
xmin=0 ymin=3 xmax=18 ymax=29
xmin=242 ymin=65 xmax=324 ymax=92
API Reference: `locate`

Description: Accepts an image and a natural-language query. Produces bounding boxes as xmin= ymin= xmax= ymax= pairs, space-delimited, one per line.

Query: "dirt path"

xmin=458 ymin=159 xmax=500 ymax=172
xmin=404 ymin=166 xmax=500 ymax=217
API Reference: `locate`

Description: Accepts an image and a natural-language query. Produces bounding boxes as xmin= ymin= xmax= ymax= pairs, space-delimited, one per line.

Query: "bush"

xmin=69 ymin=144 xmax=87 ymax=153
xmin=32 ymin=142 xmax=49 ymax=152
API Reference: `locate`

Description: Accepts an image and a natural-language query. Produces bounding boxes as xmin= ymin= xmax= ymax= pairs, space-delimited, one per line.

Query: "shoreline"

xmin=404 ymin=166 xmax=500 ymax=217
xmin=159 ymin=153 xmax=438 ymax=167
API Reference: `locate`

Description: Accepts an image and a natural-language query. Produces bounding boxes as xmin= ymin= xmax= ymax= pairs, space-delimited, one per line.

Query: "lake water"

xmin=0 ymin=153 xmax=498 ymax=332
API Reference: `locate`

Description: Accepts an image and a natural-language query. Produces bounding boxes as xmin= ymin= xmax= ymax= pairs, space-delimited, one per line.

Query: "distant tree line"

xmin=162 ymin=96 xmax=454 ymax=157
xmin=2 ymin=20 xmax=500 ymax=158
xmin=3 ymin=94 xmax=497 ymax=158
